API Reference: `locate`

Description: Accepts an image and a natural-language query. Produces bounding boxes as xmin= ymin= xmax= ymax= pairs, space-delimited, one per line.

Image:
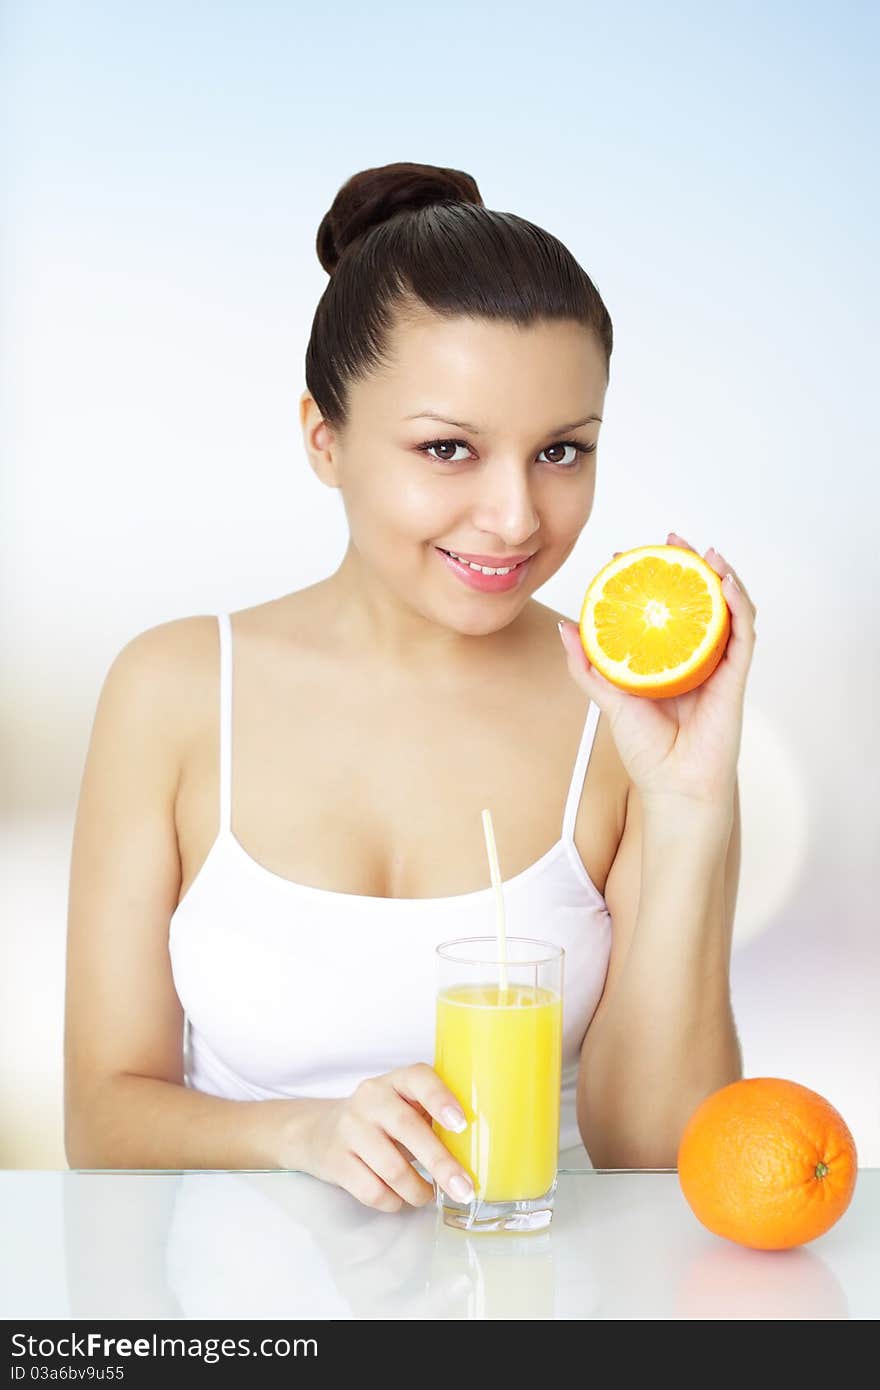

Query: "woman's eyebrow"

xmin=404 ymin=410 xmax=602 ymax=434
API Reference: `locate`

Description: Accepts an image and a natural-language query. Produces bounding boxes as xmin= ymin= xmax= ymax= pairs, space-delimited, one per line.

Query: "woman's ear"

xmin=300 ymin=393 xmax=341 ymax=489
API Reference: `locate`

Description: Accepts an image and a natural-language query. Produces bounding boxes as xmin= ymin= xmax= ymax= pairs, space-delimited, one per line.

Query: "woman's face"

xmin=303 ymin=311 xmax=608 ymax=636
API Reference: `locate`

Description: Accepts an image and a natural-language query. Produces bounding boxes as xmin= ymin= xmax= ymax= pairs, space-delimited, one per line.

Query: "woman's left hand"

xmin=558 ymin=532 xmax=757 ymax=813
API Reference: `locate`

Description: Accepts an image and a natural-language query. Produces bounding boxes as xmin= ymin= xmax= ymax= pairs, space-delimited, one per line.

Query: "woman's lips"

xmin=435 ymin=546 xmax=534 ymax=592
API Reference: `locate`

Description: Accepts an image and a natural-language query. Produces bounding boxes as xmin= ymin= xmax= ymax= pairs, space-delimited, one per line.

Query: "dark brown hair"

xmin=305 ymin=161 xmax=613 ymax=433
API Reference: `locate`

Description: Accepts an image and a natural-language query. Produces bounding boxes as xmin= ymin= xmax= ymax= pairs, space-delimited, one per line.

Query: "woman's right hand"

xmin=294 ymin=1063 xmax=476 ymax=1212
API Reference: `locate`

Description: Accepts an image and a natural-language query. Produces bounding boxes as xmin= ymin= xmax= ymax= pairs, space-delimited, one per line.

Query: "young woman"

xmin=64 ymin=161 xmax=756 ymax=1213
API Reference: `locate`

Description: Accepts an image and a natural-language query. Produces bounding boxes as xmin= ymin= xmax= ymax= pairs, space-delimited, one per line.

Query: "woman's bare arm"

xmin=63 ymin=618 xmax=323 ymax=1171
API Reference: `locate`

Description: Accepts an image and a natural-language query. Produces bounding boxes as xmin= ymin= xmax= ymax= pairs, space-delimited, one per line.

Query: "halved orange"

xmin=578 ymin=544 xmax=731 ymax=699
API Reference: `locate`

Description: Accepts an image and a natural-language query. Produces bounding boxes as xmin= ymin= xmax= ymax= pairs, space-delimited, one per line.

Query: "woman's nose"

xmin=471 ymin=461 xmax=540 ymax=540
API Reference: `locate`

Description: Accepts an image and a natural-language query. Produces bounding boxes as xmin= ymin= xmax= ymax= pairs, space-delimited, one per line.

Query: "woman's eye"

xmin=419 ymin=438 xmax=596 ymax=467
xmin=421 ymin=439 xmax=472 ymax=464
xmin=539 ymin=442 xmax=591 ymax=467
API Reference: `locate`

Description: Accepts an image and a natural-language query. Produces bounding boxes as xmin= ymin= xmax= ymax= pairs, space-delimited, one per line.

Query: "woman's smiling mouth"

xmin=435 ymin=547 xmax=535 ymax=591
xmin=436 ymin=548 xmax=534 ymax=574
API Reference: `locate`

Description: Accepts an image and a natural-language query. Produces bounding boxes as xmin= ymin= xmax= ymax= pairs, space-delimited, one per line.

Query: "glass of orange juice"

xmin=433 ymin=936 xmax=564 ymax=1233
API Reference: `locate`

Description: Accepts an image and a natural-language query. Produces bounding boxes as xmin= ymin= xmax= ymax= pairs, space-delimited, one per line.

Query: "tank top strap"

xmin=561 ymin=699 xmax=601 ymax=845
xmin=216 ymin=612 xmax=233 ymax=835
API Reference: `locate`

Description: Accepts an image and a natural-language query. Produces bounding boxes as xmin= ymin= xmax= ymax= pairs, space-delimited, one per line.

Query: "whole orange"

xmin=677 ymin=1077 xmax=858 ymax=1250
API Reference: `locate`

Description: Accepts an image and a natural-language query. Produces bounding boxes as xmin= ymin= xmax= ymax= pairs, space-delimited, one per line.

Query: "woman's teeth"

xmin=443 ymin=550 xmax=527 ymax=575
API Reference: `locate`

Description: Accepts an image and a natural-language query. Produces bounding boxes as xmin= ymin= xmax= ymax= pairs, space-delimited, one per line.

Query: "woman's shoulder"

xmin=113 ymin=590 xmax=322 ymax=704
xmin=111 ymin=596 xmax=314 ymax=726
xmin=102 ymin=614 xmax=226 ymax=766
xmin=113 ymin=613 xmax=223 ymax=685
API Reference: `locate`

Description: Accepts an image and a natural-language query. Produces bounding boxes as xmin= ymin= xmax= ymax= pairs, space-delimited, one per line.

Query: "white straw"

xmin=481 ymin=808 xmax=509 ymax=993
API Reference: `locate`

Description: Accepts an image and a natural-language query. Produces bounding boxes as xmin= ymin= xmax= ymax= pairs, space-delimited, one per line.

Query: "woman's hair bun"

xmin=316 ymin=162 xmax=483 ymax=275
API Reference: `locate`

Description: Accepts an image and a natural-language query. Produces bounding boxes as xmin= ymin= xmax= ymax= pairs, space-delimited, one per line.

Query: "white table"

xmin=2 ymin=1167 xmax=877 ymax=1320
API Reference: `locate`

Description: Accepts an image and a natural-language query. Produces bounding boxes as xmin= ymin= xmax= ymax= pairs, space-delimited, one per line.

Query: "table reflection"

xmin=60 ymin=1168 xmax=850 ymax=1321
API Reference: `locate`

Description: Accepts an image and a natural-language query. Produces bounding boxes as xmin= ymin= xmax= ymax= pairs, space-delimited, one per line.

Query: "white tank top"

xmin=169 ymin=613 xmax=613 ymax=1158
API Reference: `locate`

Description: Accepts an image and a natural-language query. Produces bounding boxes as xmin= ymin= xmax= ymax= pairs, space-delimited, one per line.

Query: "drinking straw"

xmin=481 ymin=808 xmax=509 ymax=995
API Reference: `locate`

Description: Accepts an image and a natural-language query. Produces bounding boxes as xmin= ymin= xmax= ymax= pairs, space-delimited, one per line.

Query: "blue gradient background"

xmin=1 ymin=2 xmax=877 ymax=1167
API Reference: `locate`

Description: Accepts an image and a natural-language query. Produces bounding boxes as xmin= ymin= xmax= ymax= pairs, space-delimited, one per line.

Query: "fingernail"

xmin=449 ymin=1174 xmax=475 ymax=1202
xmin=557 ymin=620 xmax=567 ymax=642
xmin=724 ymin=572 xmax=740 ymax=592
xmin=440 ymin=1105 xmax=467 ymax=1132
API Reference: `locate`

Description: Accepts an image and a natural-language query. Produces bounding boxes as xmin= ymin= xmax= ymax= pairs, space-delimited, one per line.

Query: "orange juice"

xmin=433 ymin=981 xmax=562 ymax=1202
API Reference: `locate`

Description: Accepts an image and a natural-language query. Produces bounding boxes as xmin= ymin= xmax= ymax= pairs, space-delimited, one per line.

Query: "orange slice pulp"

xmin=578 ymin=544 xmax=731 ymax=699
